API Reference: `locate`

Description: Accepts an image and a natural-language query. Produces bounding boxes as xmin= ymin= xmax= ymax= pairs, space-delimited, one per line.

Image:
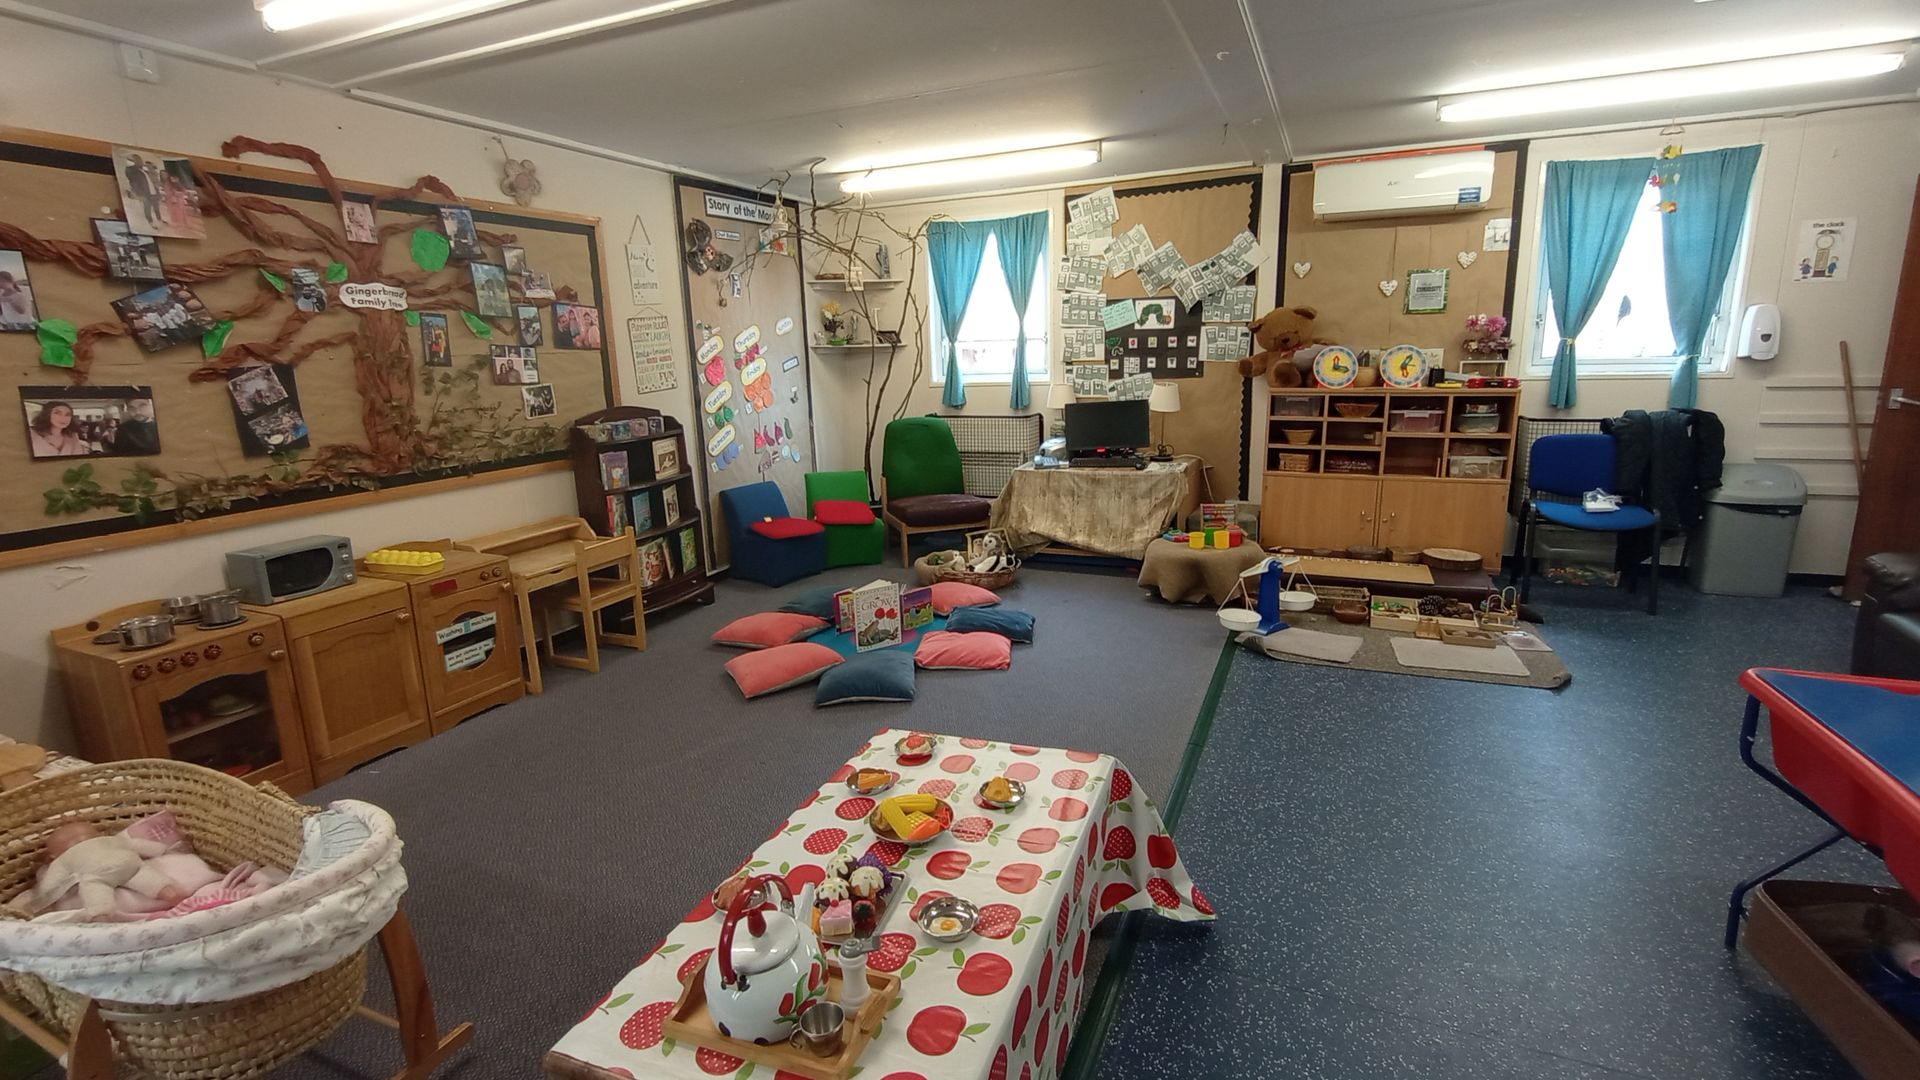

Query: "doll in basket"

xmin=10 ymin=812 xmax=282 ymax=923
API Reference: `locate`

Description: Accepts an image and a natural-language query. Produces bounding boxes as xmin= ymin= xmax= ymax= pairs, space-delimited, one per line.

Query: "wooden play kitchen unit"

xmin=52 ymin=603 xmax=315 ymax=795
xmin=1260 ymin=387 xmax=1520 ymax=568
xmin=359 ymin=542 xmax=525 ymax=736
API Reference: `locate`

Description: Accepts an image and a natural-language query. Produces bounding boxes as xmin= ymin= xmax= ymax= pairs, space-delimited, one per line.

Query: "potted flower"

xmin=821 ymin=302 xmax=850 ymax=346
xmin=1462 ymin=313 xmax=1512 ymax=357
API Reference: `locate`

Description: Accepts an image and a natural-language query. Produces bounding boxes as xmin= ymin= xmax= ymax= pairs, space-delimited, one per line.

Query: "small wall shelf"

xmin=805 ymin=279 xmax=902 ymax=289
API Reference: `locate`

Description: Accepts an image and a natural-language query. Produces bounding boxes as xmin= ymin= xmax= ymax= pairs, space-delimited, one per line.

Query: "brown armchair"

xmin=1852 ymin=553 xmax=1920 ymax=679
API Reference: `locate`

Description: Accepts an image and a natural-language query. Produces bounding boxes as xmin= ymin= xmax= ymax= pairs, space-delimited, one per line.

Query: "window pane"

xmin=1539 ymin=182 xmax=1677 ymax=362
xmin=932 ymin=229 xmax=1049 ymax=383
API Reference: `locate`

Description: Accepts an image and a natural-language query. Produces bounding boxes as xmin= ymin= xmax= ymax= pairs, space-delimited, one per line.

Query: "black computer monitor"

xmin=1064 ymin=400 xmax=1150 ymax=454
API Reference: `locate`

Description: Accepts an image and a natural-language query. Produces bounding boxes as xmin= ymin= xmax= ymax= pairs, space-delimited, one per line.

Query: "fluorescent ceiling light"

xmin=840 ymin=142 xmax=1102 ymax=194
xmin=257 ymin=0 xmax=403 ymax=33
xmin=1437 ymin=45 xmax=1909 ymax=122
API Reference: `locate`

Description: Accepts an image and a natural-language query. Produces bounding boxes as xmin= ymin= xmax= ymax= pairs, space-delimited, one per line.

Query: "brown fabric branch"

xmin=0 ymin=224 xmax=108 ymax=277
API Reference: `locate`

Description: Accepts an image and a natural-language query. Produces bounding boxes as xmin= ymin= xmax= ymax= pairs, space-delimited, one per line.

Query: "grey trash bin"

xmin=1688 ymin=463 xmax=1807 ymax=597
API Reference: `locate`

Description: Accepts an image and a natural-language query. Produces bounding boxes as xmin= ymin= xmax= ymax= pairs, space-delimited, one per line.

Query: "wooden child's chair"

xmin=538 ymin=529 xmax=647 ymax=673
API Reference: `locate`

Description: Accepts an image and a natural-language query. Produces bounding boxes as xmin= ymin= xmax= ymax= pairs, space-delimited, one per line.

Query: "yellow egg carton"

xmin=364 ymin=548 xmax=447 ymax=574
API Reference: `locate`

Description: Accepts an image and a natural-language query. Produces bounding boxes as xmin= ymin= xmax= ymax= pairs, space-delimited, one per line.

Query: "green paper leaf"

xmin=460 ymin=311 xmax=492 ymax=339
xmin=39 ymin=342 xmax=75 ymax=369
xmin=325 ymin=261 xmax=348 ymax=283
xmin=404 ymin=310 xmax=420 ymax=327
xmin=201 ymin=320 xmax=234 ymax=358
xmin=410 ymin=228 xmax=450 ymax=272
xmin=36 ymin=318 xmax=77 ymax=346
xmin=260 ymin=269 xmax=287 ymax=293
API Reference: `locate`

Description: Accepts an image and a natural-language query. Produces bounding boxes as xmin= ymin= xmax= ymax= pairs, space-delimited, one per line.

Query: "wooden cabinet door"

xmin=1377 ymin=479 xmax=1509 ymax=567
xmin=1261 ymin=475 xmax=1381 ymax=551
xmin=292 ymin=609 xmax=427 ymax=782
xmin=414 ymin=581 xmax=524 ymax=732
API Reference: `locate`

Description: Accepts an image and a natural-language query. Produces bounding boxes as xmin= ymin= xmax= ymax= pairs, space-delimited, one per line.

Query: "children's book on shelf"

xmin=901 ymin=585 xmax=934 ymax=631
xmin=605 ymin=494 xmax=626 ymax=533
xmin=833 ymin=588 xmax=854 ymax=633
xmin=630 ymin=491 xmax=653 ymax=532
xmin=599 ymin=450 xmax=629 ymax=489
xmin=850 ymin=578 xmax=902 ymax=653
xmin=677 ymin=527 xmax=700 ymax=574
xmin=662 ymin=484 xmax=681 ymax=526
xmin=639 ymin=538 xmax=671 ymax=588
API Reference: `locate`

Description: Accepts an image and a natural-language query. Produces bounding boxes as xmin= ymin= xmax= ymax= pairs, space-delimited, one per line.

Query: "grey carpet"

xmin=1099 ymin=581 xmax=1889 ymax=1080
xmin=274 ymin=563 xmax=1224 ymax=1080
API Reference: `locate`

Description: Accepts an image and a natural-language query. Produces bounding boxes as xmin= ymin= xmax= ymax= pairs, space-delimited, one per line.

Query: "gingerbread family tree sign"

xmin=0 ymin=128 xmax=615 ymax=559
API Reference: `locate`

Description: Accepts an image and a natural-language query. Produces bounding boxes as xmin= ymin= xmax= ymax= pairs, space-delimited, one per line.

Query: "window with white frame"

xmin=1529 ymin=167 xmax=1755 ymax=376
xmin=929 ymin=232 xmax=1049 ymax=385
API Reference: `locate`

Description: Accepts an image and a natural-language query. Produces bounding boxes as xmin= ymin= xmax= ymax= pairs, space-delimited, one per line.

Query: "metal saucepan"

xmin=91 ymin=614 xmax=176 ymax=651
xmin=161 ymin=595 xmax=202 ymax=623
xmin=194 ymin=590 xmax=244 ymax=627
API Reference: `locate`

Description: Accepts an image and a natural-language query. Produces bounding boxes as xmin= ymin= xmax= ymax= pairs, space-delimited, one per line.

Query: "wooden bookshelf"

xmin=569 ymin=406 xmax=716 ymax=615
xmin=1260 ymin=387 xmax=1519 ymax=568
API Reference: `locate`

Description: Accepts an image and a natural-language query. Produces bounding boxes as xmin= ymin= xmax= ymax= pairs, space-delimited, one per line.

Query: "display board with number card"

xmin=1105 ymin=298 xmax=1205 ymax=380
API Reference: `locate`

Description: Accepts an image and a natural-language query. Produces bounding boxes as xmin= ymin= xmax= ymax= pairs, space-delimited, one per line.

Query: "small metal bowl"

xmin=974 ymin=778 xmax=1027 ymax=811
xmin=894 ymin=734 xmax=940 ymax=763
xmin=916 ymin=896 xmax=980 ymax=942
xmin=845 ymin=768 xmax=899 ymax=796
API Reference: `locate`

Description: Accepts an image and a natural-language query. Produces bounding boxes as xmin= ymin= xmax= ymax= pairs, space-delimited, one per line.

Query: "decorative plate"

xmin=1379 ymin=344 xmax=1430 ymax=388
xmin=1312 ymin=345 xmax=1358 ymax=389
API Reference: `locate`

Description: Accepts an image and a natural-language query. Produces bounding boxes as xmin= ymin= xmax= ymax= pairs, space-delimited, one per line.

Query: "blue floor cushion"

xmin=815 ymin=649 xmax=917 ymax=706
xmin=945 ymin=606 xmax=1035 ymax=643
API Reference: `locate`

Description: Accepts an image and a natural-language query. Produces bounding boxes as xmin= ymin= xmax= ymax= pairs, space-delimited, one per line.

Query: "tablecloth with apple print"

xmin=545 ymin=728 xmax=1212 ymax=1080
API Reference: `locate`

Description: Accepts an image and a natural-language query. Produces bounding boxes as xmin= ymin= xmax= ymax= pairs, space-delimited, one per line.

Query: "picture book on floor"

xmin=599 ymin=450 xmax=628 ymax=489
xmin=834 ymin=587 xmax=855 ymax=633
xmin=901 ymin=585 xmax=934 ymax=631
xmin=851 ymin=578 xmax=901 ymax=652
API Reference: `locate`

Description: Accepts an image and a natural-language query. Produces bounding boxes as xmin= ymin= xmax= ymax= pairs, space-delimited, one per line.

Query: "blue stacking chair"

xmin=719 ymin=482 xmax=827 ymax=587
xmin=1514 ymin=433 xmax=1660 ymax=614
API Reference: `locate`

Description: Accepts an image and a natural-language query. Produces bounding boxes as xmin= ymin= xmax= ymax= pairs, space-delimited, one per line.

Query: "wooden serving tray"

xmin=662 ymin=961 xmax=901 ymax=1080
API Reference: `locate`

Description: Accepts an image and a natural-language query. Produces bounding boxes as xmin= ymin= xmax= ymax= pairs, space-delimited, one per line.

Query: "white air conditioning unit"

xmin=1311 ymin=150 xmax=1497 ymax=221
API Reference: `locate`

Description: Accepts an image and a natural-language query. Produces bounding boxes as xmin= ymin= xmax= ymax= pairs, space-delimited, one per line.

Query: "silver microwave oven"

xmin=224 ymin=535 xmax=355 ymax=604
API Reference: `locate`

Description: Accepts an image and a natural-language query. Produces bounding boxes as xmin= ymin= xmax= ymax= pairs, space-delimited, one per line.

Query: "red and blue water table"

xmin=1725 ymin=667 xmax=1920 ymax=947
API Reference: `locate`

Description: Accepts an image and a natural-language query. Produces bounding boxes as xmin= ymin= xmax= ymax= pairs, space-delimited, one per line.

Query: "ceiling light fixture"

xmin=256 ymin=0 xmax=401 ymax=33
xmin=1436 ymin=44 xmax=1909 ymax=123
xmin=839 ymin=142 xmax=1103 ymax=194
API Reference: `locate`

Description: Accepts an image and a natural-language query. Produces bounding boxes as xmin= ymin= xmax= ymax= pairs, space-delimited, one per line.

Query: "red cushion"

xmin=929 ymin=581 xmax=1000 ymax=615
xmin=724 ymin=642 xmax=843 ymax=699
xmin=915 ymin=631 xmax=1012 ymax=671
xmin=750 ymin=516 xmax=826 ymax=540
xmin=711 ymin=611 xmax=829 ymax=649
xmin=813 ymin=499 xmax=877 ymax=527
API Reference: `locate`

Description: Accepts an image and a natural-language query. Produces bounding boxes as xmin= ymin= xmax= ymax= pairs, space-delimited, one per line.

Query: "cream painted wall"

xmin=0 ymin=16 xmax=696 ymax=747
xmin=1506 ymin=104 xmax=1920 ymax=575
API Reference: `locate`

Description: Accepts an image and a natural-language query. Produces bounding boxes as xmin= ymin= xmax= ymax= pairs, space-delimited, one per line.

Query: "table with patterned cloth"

xmin=545 ymin=729 xmax=1212 ymax=1080
xmin=991 ymin=460 xmax=1196 ymax=559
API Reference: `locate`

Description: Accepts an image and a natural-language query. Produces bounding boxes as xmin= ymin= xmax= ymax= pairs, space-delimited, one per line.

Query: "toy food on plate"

xmin=817 ymin=877 xmax=849 ymax=902
xmin=929 ymin=914 xmax=966 ymax=936
xmin=852 ymin=767 xmax=895 ymax=793
xmin=895 ymin=731 xmax=937 ymax=762
xmin=848 ymin=865 xmax=885 ymax=900
xmin=819 ymin=900 xmax=854 ymax=938
xmin=878 ymin=793 xmax=944 ymax=841
xmin=712 ymin=870 xmax=753 ymax=909
xmin=981 ymin=777 xmax=1015 ymax=804
xmin=812 ymin=849 xmax=901 ymax=941
xmin=826 ymin=853 xmax=856 ymax=880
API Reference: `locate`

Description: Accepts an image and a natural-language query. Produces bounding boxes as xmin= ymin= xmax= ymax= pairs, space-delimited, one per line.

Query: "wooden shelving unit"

xmin=569 ymin=405 xmax=716 ymax=616
xmin=1260 ymin=387 xmax=1520 ymax=568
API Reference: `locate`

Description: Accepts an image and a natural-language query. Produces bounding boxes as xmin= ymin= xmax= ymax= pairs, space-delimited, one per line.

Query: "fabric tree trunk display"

xmin=927 ymin=218 xmax=992 ymax=409
xmin=990 ymin=210 xmax=1049 ymax=411
xmin=1661 ymin=145 xmax=1763 ymax=408
xmin=1541 ymin=156 xmax=1657 ymax=409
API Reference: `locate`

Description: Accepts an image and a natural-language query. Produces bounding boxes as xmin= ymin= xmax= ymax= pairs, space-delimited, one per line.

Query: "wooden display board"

xmin=1067 ymin=173 xmax=1261 ymax=499
xmin=1281 ymin=149 xmax=1521 ymax=358
xmin=673 ymin=178 xmax=814 ymax=569
xmin=0 ymin=126 xmax=615 ymax=567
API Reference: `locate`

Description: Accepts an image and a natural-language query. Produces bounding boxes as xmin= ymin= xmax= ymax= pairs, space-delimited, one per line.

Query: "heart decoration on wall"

xmin=1292 ymin=261 xmax=1312 ymax=278
xmin=1378 ymin=279 xmax=1399 ymax=297
xmin=1457 ymin=250 xmax=1479 ymax=269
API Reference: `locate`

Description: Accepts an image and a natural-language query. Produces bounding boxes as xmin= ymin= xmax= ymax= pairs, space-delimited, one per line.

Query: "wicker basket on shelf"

xmin=0 ymin=760 xmax=368 ymax=1080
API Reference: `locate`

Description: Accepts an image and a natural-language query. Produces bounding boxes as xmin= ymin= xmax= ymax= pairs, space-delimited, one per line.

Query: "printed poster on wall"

xmin=1792 ymin=218 xmax=1856 ymax=282
xmin=626 ymin=243 xmax=661 ymax=307
xmin=626 ymin=314 xmax=676 ymax=394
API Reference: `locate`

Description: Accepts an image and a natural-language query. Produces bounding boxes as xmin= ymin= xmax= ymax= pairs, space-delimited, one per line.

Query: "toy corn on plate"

xmin=867 ymin=793 xmax=954 ymax=846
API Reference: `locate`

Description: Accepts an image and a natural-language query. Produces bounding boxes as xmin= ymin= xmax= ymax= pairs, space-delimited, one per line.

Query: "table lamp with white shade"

xmin=1148 ymin=381 xmax=1180 ymax=461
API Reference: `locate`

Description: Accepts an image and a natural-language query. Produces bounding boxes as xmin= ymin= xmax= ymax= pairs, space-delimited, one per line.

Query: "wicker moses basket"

xmin=0 ymin=760 xmax=366 ymax=1079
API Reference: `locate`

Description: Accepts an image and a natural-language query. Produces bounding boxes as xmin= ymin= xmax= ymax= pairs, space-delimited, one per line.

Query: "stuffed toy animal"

xmin=1237 ymin=306 xmax=1326 ymax=389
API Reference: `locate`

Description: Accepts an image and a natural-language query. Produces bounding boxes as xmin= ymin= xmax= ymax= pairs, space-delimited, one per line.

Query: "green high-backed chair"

xmin=880 ymin=417 xmax=992 ymax=567
xmin=805 ymin=470 xmax=885 ymax=567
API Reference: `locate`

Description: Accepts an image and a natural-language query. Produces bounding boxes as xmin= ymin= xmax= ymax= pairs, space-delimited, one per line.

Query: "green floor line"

xmin=1060 ymin=633 xmax=1237 ymax=1080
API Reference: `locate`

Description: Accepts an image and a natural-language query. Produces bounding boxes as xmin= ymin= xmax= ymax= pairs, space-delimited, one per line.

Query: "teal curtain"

xmin=1662 ymin=145 xmax=1762 ymax=408
xmin=927 ymin=219 xmax=992 ymax=408
xmin=1541 ymin=157 xmax=1657 ymax=409
xmin=991 ymin=211 xmax=1049 ymax=410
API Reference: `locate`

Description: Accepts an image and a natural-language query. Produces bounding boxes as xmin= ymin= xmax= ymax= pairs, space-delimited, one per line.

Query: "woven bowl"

xmin=1282 ymin=428 xmax=1313 ymax=445
xmin=1333 ymin=402 xmax=1380 ymax=419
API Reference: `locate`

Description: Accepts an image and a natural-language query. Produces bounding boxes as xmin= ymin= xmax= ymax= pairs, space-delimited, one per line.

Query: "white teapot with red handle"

xmin=704 ymin=873 xmax=826 ymax=1045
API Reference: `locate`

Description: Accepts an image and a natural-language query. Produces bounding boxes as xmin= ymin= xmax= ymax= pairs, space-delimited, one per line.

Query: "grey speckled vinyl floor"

xmin=1095 ymin=580 xmax=1887 ymax=1080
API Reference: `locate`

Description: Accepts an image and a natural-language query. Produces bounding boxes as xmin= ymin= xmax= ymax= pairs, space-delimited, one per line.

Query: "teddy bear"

xmin=1237 ymin=306 xmax=1327 ymax=389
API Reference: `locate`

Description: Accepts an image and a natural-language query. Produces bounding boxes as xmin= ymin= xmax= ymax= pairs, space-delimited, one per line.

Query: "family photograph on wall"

xmin=20 ymin=386 xmax=161 ymax=459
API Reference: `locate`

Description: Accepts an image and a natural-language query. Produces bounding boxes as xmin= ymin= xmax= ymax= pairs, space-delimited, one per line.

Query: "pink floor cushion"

xmin=711 ymin=611 xmax=830 ymax=649
xmin=929 ymin=581 xmax=1000 ymax=615
xmin=750 ymin=516 xmax=826 ymax=540
xmin=813 ymin=499 xmax=877 ymax=527
xmin=724 ymin=642 xmax=844 ymax=698
xmin=914 ymin=630 xmax=1011 ymax=671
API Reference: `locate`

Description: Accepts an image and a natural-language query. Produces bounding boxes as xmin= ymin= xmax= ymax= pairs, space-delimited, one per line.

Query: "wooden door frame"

xmin=1844 ymin=175 xmax=1920 ymax=597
